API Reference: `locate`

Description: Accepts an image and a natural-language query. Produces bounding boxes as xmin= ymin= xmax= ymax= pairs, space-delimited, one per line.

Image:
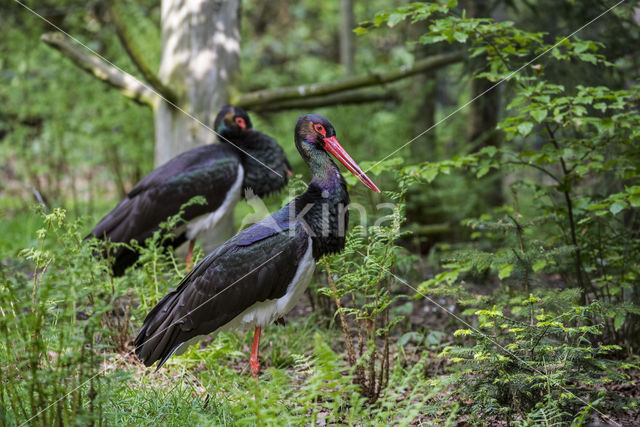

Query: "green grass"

xmin=0 ymin=210 xmax=42 ymax=256
xmin=108 ymin=379 xmax=227 ymax=425
xmin=101 ymin=323 xmax=347 ymax=425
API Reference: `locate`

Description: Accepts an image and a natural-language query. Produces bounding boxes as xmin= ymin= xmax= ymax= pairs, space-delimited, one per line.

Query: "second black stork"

xmin=135 ymin=114 xmax=380 ymax=377
xmin=89 ymin=105 xmax=291 ymax=276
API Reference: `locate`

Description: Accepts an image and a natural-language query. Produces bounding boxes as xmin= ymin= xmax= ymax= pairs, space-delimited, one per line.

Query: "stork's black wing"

xmin=134 ymin=210 xmax=310 ymax=368
xmin=89 ymin=144 xmax=241 ymax=275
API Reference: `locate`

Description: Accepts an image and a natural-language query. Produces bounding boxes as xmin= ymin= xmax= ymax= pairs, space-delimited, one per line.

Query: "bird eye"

xmin=235 ymin=117 xmax=246 ymax=128
xmin=314 ymin=124 xmax=326 ymax=136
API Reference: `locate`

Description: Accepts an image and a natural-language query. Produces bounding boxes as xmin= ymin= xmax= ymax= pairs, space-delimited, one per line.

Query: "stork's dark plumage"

xmin=134 ymin=115 xmax=379 ymax=377
xmin=89 ymin=105 xmax=291 ymax=276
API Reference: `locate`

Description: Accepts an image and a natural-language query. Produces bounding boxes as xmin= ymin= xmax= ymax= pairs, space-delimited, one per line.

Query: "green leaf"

xmin=387 ymin=13 xmax=405 ymax=27
xmin=530 ymin=109 xmax=548 ymax=123
xmin=609 ymin=201 xmax=626 ymax=215
xmin=573 ymin=41 xmax=590 ymax=54
xmin=498 ymin=264 xmax=514 ymax=280
xmin=614 ymin=312 xmax=626 ymax=331
xmin=579 ymin=53 xmax=598 ymax=64
xmin=397 ymin=332 xmax=420 ymax=347
xmin=517 ymin=122 xmax=534 ymax=136
xmin=532 ymin=259 xmax=547 ymax=272
xmin=593 ymin=102 xmax=607 ymax=112
xmin=453 ymin=31 xmax=468 ymax=43
xmin=480 ymin=146 xmax=497 ymax=157
xmin=574 ymin=165 xmax=589 ymax=176
xmin=476 ymin=165 xmax=490 ymax=178
xmin=422 ymin=167 xmax=439 ymax=183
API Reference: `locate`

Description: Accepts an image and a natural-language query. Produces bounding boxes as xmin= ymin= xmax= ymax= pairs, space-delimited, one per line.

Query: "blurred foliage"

xmin=0 ymin=0 xmax=156 ymax=220
xmin=2 ymin=0 xmax=640 ymax=425
xmin=0 ymin=207 xmax=124 ymax=425
xmin=366 ymin=0 xmax=640 ymax=422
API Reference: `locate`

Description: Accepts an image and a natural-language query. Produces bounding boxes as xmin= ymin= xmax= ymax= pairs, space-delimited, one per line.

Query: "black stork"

xmin=89 ymin=105 xmax=291 ymax=276
xmin=134 ymin=114 xmax=380 ymax=377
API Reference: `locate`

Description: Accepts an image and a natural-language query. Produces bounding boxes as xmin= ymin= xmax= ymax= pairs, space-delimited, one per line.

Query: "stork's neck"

xmin=295 ymin=156 xmax=350 ymax=259
xmin=218 ymin=129 xmax=248 ymax=146
xmin=240 ymin=130 xmax=288 ymax=198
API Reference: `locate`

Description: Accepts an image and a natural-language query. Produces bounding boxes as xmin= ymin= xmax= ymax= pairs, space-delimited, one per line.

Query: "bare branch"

xmin=235 ymin=51 xmax=463 ymax=108
xmin=249 ymin=89 xmax=397 ymax=112
xmin=41 ymin=32 xmax=157 ymax=107
xmin=108 ymin=2 xmax=178 ymax=104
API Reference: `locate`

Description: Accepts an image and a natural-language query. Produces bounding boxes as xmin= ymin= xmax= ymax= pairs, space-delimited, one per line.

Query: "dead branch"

xmin=41 ymin=32 xmax=157 ymax=107
xmin=235 ymin=51 xmax=463 ymax=108
xmin=249 ymin=89 xmax=397 ymax=112
xmin=108 ymin=2 xmax=177 ymax=104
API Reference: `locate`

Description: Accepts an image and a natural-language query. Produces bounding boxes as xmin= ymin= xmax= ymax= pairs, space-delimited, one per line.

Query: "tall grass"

xmin=0 ymin=208 xmax=120 ymax=425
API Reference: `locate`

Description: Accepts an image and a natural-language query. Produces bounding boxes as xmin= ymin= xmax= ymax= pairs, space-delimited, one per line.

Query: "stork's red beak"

xmin=323 ymin=136 xmax=381 ymax=193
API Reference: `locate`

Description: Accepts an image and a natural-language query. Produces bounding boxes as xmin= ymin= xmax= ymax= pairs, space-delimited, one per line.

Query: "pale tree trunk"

xmin=155 ymin=0 xmax=241 ymax=166
xmin=339 ymin=0 xmax=355 ymax=74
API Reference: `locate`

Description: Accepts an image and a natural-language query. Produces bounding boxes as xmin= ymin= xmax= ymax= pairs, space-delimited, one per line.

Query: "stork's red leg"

xmin=185 ymin=240 xmax=195 ymax=270
xmin=250 ymin=326 xmax=261 ymax=378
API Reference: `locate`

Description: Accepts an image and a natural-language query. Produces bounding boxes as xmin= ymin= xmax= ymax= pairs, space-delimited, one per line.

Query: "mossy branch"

xmin=234 ymin=51 xmax=462 ymax=108
xmin=248 ymin=89 xmax=397 ymax=112
xmin=41 ymin=32 xmax=157 ymax=107
xmin=108 ymin=2 xmax=178 ymax=104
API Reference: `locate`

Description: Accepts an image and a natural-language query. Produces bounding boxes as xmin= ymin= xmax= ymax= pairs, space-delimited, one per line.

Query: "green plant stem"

xmin=351 ymin=292 xmax=365 ymax=359
xmin=31 ymin=223 xmax=50 ymax=309
xmin=507 ymin=210 xmax=533 ymax=326
xmin=545 ymin=124 xmax=587 ymax=302
xmin=505 ymin=160 xmax=560 ymax=183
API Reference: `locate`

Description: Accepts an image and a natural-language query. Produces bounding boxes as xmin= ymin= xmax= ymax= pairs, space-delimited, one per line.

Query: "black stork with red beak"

xmin=89 ymin=105 xmax=291 ymax=276
xmin=134 ymin=114 xmax=380 ymax=377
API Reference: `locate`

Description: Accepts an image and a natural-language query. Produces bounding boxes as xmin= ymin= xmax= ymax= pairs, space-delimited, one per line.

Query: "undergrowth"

xmin=0 ymin=202 xmax=446 ymax=425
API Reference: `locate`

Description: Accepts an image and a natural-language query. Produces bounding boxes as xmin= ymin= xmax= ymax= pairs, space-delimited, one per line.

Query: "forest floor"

xmin=103 ymin=293 xmax=640 ymax=426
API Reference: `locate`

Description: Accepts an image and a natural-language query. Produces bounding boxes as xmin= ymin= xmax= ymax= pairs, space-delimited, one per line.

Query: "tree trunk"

xmin=154 ymin=0 xmax=241 ymax=166
xmin=339 ymin=0 xmax=355 ymax=74
xmin=410 ymin=43 xmax=437 ymax=158
xmin=465 ymin=0 xmax=502 ymax=206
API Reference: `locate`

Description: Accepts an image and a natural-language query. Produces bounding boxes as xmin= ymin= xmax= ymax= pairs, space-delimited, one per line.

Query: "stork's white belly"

xmin=230 ymin=237 xmax=315 ymax=329
xmin=184 ymin=164 xmax=244 ymax=241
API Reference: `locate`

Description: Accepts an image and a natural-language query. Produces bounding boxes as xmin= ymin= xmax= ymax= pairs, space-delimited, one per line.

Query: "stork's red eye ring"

xmin=314 ymin=124 xmax=326 ymax=136
xmin=235 ymin=117 xmax=246 ymax=129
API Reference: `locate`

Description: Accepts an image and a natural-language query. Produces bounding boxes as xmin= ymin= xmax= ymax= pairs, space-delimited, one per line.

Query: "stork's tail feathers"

xmin=134 ymin=291 xmax=185 ymax=369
